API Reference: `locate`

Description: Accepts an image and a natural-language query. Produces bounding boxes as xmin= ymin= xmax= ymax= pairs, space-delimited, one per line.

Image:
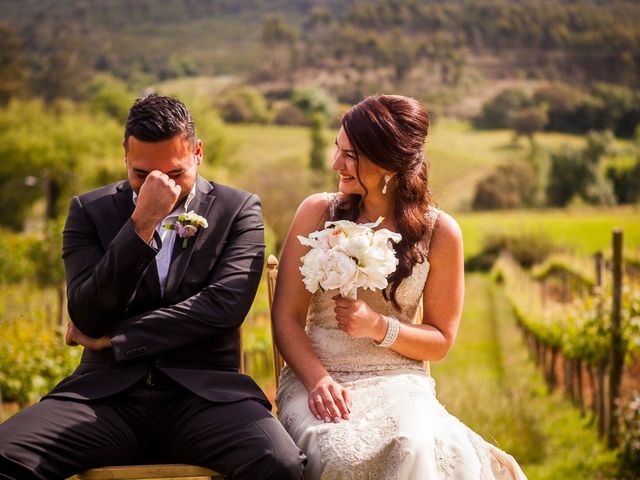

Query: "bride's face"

xmin=332 ymin=127 xmax=386 ymax=196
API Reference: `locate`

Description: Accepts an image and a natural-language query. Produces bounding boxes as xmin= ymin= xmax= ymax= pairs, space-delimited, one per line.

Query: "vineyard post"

xmin=607 ymin=229 xmax=624 ymax=447
xmin=598 ymin=359 xmax=606 ymax=437
xmin=594 ymin=251 xmax=603 ymax=292
xmin=576 ymin=359 xmax=584 ymax=415
xmin=561 ymin=270 xmax=570 ymax=303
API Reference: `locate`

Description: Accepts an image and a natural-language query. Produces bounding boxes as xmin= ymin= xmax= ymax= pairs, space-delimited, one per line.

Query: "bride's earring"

xmin=381 ymin=174 xmax=391 ymax=195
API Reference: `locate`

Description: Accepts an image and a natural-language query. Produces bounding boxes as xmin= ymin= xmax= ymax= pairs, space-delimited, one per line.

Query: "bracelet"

xmin=375 ymin=315 xmax=401 ymax=348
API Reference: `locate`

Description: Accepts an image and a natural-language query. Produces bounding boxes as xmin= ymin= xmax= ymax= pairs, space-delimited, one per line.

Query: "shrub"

xmin=510 ymin=106 xmax=548 ymax=140
xmin=618 ymin=392 xmax=640 ymax=469
xmin=472 ymin=161 xmax=537 ymax=210
xmin=291 ymin=86 xmax=337 ymax=120
xmin=486 ymin=231 xmax=557 ymax=269
xmin=475 ymin=88 xmax=530 ymax=129
xmin=273 ymin=102 xmax=309 ymax=126
xmin=546 ymin=146 xmax=596 ymax=207
xmin=217 ymin=87 xmax=271 ymax=124
xmin=606 ymin=160 xmax=640 ymax=204
xmin=533 ymin=83 xmax=586 ymax=133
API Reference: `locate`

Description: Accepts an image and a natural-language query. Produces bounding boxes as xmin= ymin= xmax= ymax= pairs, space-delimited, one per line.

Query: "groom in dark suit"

xmin=0 ymin=94 xmax=304 ymax=479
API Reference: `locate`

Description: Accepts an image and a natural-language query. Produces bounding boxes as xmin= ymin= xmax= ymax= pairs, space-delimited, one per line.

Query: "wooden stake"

xmin=607 ymin=229 xmax=624 ymax=448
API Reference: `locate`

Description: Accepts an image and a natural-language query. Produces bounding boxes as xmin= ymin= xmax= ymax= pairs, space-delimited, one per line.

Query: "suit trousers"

xmin=0 ymin=377 xmax=305 ymax=480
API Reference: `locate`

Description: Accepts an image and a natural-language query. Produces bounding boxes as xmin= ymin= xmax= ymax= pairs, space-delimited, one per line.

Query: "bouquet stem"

xmin=344 ymin=287 xmax=358 ymax=299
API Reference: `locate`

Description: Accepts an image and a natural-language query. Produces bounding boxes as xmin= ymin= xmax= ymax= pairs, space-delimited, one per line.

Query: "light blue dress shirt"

xmin=132 ymin=183 xmax=197 ymax=296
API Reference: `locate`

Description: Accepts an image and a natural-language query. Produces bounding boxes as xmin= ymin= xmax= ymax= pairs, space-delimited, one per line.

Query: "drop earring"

xmin=381 ymin=174 xmax=391 ymax=194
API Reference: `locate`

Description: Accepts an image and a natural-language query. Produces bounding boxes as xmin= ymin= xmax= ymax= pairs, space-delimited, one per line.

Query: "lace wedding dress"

xmin=276 ymin=207 xmax=528 ymax=479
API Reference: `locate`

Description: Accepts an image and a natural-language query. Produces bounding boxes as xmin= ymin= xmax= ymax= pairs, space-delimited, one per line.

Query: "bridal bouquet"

xmin=297 ymin=218 xmax=402 ymax=298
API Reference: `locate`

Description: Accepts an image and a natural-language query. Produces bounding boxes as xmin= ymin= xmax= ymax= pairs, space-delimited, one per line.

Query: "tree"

xmin=0 ymin=99 xmax=122 ymax=230
xmin=476 ymin=88 xmax=530 ymax=129
xmin=0 ymin=23 xmax=27 ymax=105
xmin=216 ymin=86 xmax=271 ymax=124
xmin=291 ymin=87 xmax=337 ymax=172
xmin=310 ymin=113 xmax=328 ymax=172
xmin=510 ymin=106 xmax=548 ymax=143
xmin=259 ymin=14 xmax=297 ymax=79
xmin=472 ymin=161 xmax=537 ymax=210
xmin=545 ymin=131 xmax=615 ymax=207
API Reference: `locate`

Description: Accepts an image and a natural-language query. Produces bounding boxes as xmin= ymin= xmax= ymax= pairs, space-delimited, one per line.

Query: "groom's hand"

xmin=131 ymin=170 xmax=182 ymax=242
xmin=65 ymin=322 xmax=112 ymax=351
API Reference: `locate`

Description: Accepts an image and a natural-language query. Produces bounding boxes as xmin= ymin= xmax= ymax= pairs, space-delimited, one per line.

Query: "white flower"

xmin=179 ymin=210 xmax=209 ymax=229
xmin=163 ymin=210 xmax=209 ymax=248
xmin=297 ymin=216 xmax=402 ymax=298
xmin=321 ymin=249 xmax=359 ymax=296
xmin=299 ymin=248 xmax=327 ymax=293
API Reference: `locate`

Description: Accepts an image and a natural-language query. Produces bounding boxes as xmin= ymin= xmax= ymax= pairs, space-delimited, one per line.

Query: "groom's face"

xmin=125 ymin=134 xmax=203 ymax=206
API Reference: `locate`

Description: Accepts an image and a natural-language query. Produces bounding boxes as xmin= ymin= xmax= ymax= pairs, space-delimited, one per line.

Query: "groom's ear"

xmin=194 ymin=139 xmax=203 ymax=166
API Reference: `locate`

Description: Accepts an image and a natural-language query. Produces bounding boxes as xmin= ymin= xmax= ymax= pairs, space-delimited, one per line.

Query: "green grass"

xmin=432 ymin=274 xmax=624 ymax=478
xmin=224 ymin=124 xmax=312 ymax=169
xmin=456 ymin=206 xmax=640 ymax=260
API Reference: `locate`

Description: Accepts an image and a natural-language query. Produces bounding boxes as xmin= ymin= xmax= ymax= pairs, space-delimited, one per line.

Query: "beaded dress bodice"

xmin=304 ymin=257 xmax=430 ymax=377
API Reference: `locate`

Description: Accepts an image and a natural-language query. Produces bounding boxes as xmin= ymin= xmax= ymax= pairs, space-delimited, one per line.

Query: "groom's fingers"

xmin=65 ymin=323 xmax=78 ymax=346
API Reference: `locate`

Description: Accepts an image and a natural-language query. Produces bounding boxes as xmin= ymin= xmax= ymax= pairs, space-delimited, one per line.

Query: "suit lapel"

xmin=114 ymin=181 xmax=162 ymax=302
xmin=164 ymin=177 xmax=215 ymax=299
xmin=113 ymin=181 xmax=135 ymax=227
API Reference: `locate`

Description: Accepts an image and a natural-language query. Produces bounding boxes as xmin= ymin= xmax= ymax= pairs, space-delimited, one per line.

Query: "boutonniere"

xmin=163 ymin=210 xmax=209 ymax=248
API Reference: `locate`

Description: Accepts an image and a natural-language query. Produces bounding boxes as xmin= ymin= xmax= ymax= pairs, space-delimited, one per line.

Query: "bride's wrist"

xmin=304 ymin=372 xmax=332 ymax=391
xmin=371 ymin=314 xmax=388 ymax=343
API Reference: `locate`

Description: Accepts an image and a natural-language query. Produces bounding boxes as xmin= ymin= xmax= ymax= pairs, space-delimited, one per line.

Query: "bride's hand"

xmin=334 ymin=296 xmax=387 ymax=342
xmin=308 ymin=375 xmax=352 ymax=423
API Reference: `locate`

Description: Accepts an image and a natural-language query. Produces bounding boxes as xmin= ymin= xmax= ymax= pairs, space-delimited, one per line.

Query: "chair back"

xmin=267 ymin=255 xmax=286 ymax=385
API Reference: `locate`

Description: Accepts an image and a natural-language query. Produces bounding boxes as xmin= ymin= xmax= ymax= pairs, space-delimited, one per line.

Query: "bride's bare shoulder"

xmin=292 ymin=192 xmax=337 ymax=233
xmin=428 ymin=209 xmax=463 ymax=260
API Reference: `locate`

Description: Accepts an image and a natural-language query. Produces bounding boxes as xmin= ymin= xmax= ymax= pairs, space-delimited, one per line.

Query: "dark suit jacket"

xmin=46 ymin=176 xmax=270 ymax=408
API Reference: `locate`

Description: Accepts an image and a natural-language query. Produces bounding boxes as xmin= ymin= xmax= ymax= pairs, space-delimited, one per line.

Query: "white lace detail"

xmin=434 ymin=437 xmax=458 ymax=475
xmin=317 ymin=385 xmax=404 ymax=479
xmin=467 ymin=430 xmax=493 ymax=479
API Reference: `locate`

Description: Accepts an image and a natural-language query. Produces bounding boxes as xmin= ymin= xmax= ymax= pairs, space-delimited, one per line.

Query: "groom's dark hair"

xmin=124 ymin=94 xmax=197 ymax=150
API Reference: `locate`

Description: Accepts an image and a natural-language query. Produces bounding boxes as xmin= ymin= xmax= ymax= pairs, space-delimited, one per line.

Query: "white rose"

xmin=299 ymin=248 xmax=328 ymax=293
xmin=320 ymin=249 xmax=358 ymax=296
xmin=355 ymin=247 xmax=393 ymax=290
xmin=342 ymin=233 xmax=371 ymax=259
xmin=372 ymin=228 xmax=402 ymax=248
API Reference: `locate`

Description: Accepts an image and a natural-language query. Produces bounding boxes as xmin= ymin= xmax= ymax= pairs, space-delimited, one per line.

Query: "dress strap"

xmin=424 ymin=207 xmax=441 ymax=258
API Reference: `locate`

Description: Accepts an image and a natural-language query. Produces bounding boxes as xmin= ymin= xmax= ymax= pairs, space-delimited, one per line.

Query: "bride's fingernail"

xmin=324 ymin=416 xmax=331 ymax=423
xmin=344 ymin=414 xmax=350 ymax=420
xmin=316 ymin=415 xmax=322 ymax=420
xmin=333 ymin=417 xmax=341 ymax=423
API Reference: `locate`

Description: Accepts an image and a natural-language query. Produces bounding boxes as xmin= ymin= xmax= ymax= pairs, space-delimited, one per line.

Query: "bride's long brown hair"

xmin=329 ymin=95 xmax=434 ymax=310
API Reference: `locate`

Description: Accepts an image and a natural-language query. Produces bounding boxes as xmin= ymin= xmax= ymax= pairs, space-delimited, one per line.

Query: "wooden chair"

xmin=266 ymin=255 xmax=285 ymax=385
xmin=75 ymin=464 xmax=219 ymax=480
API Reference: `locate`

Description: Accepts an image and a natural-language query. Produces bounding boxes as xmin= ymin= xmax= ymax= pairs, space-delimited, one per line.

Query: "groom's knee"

xmin=0 ymin=419 xmax=45 ymax=480
xmin=237 ymin=445 xmax=305 ymax=480
xmin=233 ymin=417 xmax=305 ymax=480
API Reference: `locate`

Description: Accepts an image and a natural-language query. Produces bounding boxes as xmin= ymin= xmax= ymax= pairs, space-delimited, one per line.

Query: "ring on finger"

xmin=315 ymin=395 xmax=323 ymax=403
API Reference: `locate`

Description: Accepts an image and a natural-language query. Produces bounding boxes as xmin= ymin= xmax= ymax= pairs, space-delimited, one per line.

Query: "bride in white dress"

xmin=273 ymin=95 xmax=527 ymax=479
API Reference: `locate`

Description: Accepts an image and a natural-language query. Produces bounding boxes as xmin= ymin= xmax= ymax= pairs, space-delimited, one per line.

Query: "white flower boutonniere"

xmin=163 ymin=210 xmax=209 ymax=248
